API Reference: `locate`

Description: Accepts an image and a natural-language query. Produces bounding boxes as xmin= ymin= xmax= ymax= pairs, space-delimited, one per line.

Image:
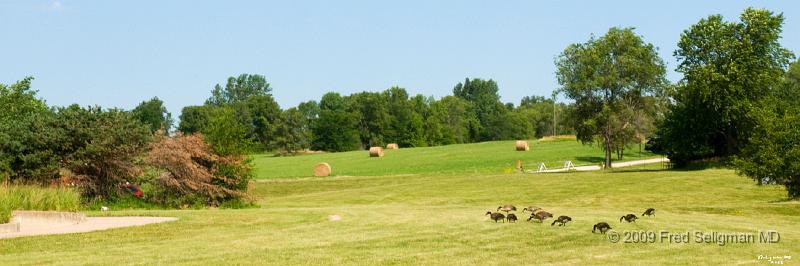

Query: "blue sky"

xmin=1 ymin=1 xmax=798 ymax=117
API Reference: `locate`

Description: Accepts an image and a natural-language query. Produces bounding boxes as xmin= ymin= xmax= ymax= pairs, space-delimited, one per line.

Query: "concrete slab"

xmin=0 ymin=213 xmax=177 ymax=239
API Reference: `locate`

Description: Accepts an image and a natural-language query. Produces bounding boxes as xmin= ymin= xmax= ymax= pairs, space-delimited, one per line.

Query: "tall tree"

xmin=657 ymin=8 xmax=794 ymax=165
xmin=202 ymin=107 xmax=255 ymax=156
xmin=453 ymin=78 xmax=504 ymax=141
xmin=348 ymin=92 xmax=391 ymax=149
xmin=518 ymin=96 xmax=558 ymax=138
xmin=0 ymin=77 xmax=58 ymax=182
xmin=429 ymin=96 xmax=475 ymax=144
xmin=311 ymin=92 xmax=360 ymax=152
xmin=206 ymin=74 xmax=272 ymax=106
xmin=132 ymin=97 xmax=173 ymax=133
xmin=556 ymin=27 xmax=667 ymax=168
xmin=0 ymin=77 xmax=47 ymax=122
xmin=384 ymin=87 xmax=427 ymax=147
xmin=178 ymin=105 xmax=213 ymax=134
xmin=272 ymin=107 xmax=312 ymax=155
xmin=735 ymin=60 xmax=800 ymax=199
xmin=403 ymin=94 xmax=429 ymax=147
xmin=297 ymin=100 xmax=319 ymax=146
xmin=238 ymin=94 xmax=282 ymax=150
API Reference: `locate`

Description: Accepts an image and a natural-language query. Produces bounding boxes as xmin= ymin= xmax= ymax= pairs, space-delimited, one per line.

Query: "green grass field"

xmin=0 ymin=140 xmax=797 ymax=265
xmin=252 ymin=137 xmax=659 ymax=179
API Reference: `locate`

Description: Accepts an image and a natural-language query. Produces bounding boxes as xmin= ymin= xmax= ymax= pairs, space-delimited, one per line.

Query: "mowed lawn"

xmin=251 ymin=138 xmax=659 ymax=179
xmin=1 ymin=142 xmax=798 ymax=265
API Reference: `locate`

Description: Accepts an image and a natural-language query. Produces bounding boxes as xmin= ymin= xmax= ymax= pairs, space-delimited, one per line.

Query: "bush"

xmin=735 ymin=107 xmax=800 ymax=199
xmin=145 ymin=133 xmax=252 ymax=206
xmin=53 ymin=105 xmax=152 ymax=199
xmin=0 ymin=77 xmax=61 ymax=183
xmin=0 ymin=185 xmax=81 ymax=223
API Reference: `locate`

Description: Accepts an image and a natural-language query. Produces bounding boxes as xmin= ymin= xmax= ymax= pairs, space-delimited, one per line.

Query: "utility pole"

xmin=552 ymin=95 xmax=557 ymax=137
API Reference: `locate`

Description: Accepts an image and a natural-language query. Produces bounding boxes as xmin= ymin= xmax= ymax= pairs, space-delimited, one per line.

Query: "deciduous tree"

xmin=657 ymin=8 xmax=794 ymax=165
xmin=556 ymin=27 xmax=667 ymax=168
xmin=132 ymin=97 xmax=173 ymax=133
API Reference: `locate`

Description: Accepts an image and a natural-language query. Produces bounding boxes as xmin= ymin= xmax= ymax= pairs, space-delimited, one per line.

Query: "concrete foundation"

xmin=10 ymin=211 xmax=87 ymax=225
xmin=0 ymin=222 xmax=19 ymax=233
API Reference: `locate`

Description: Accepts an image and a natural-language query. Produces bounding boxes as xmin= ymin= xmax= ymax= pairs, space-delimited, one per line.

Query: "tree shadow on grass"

xmin=573 ymin=156 xmax=604 ymax=164
xmin=609 ymin=168 xmax=671 ymax=173
xmin=767 ymin=197 xmax=799 ymax=204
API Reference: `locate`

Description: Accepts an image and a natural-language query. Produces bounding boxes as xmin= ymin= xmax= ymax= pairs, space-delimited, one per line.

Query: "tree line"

xmin=176 ymin=75 xmax=573 ymax=155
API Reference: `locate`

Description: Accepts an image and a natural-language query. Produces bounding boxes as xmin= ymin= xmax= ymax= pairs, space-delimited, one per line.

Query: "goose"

xmin=497 ymin=205 xmax=517 ymax=213
xmin=642 ymin=208 xmax=656 ymax=217
xmin=592 ymin=222 xmax=612 ymax=233
xmin=527 ymin=211 xmax=553 ymax=222
xmin=551 ymin=215 xmax=572 ymax=226
xmin=620 ymin=214 xmax=638 ymax=223
xmin=506 ymin=213 xmax=518 ymax=223
xmin=522 ymin=206 xmax=542 ymax=213
xmin=486 ymin=211 xmax=506 ymax=223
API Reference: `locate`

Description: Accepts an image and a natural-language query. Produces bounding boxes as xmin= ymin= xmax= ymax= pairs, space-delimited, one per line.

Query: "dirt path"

xmin=0 ymin=216 xmax=177 ymax=239
xmin=538 ymin=157 xmax=669 ymax=173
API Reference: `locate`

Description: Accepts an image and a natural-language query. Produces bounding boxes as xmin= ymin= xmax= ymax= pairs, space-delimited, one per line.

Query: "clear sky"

xmin=1 ymin=1 xmax=798 ymax=117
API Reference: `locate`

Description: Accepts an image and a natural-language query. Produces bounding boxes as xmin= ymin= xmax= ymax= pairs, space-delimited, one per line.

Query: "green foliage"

xmin=735 ymin=106 xmax=800 ymax=199
xmin=404 ymin=95 xmax=431 ymax=147
xmin=238 ymin=94 xmax=282 ymax=150
xmin=183 ymin=74 xmax=281 ymax=151
xmin=518 ymin=96 xmax=576 ymax=138
xmin=53 ymin=105 xmax=152 ymax=199
xmin=429 ymin=96 xmax=476 ymax=144
xmin=1 ymin=79 xmax=152 ymax=200
xmin=453 ymin=78 xmax=504 ymax=141
xmin=0 ymin=111 xmax=60 ymax=183
xmin=0 ymin=77 xmax=57 ymax=182
xmin=658 ymin=8 xmax=795 ymax=166
xmin=735 ymin=60 xmax=800 ymax=199
xmin=206 ymin=74 xmax=272 ymax=106
xmin=485 ymin=110 xmax=534 ymax=140
xmin=202 ymin=107 xmax=256 ymax=156
xmin=556 ymin=27 xmax=667 ymax=167
xmin=311 ymin=92 xmax=360 ymax=151
xmin=0 ymin=77 xmax=47 ymax=121
xmin=180 ymin=74 xmax=572 ymax=154
xmin=347 ymin=91 xmax=391 ymax=148
xmin=272 ymin=108 xmax=312 ymax=155
xmin=178 ymin=105 xmax=213 ymax=134
xmin=132 ymin=97 xmax=173 ymax=133
xmin=312 ymin=92 xmax=361 ymax=152
xmin=383 ymin=87 xmax=417 ymax=146
xmin=0 ymin=185 xmax=81 ymax=223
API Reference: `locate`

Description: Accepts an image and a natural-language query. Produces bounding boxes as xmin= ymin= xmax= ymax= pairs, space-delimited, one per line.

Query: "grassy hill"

xmin=251 ymin=137 xmax=660 ymax=179
xmin=1 ymin=141 xmax=796 ymax=265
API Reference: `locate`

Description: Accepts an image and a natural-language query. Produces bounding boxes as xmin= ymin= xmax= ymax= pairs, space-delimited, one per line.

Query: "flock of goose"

xmin=485 ymin=205 xmax=657 ymax=233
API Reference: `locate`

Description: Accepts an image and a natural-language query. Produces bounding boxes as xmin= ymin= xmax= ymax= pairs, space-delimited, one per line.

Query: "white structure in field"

xmin=563 ymin=161 xmax=575 ymax=171
xmin=538 ymin=162 xmax=547 ymax=172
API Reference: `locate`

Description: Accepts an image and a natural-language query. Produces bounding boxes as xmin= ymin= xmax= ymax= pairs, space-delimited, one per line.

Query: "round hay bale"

xmin=313 ymin=163 xmax=331 ymax=177
xmin=515 ymin=140 xmax=529 ymax=151
xmin=386 ymin=143 xmax=399 ymax=149
xmin=369 ymin=147 xmax=384 ymax=157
